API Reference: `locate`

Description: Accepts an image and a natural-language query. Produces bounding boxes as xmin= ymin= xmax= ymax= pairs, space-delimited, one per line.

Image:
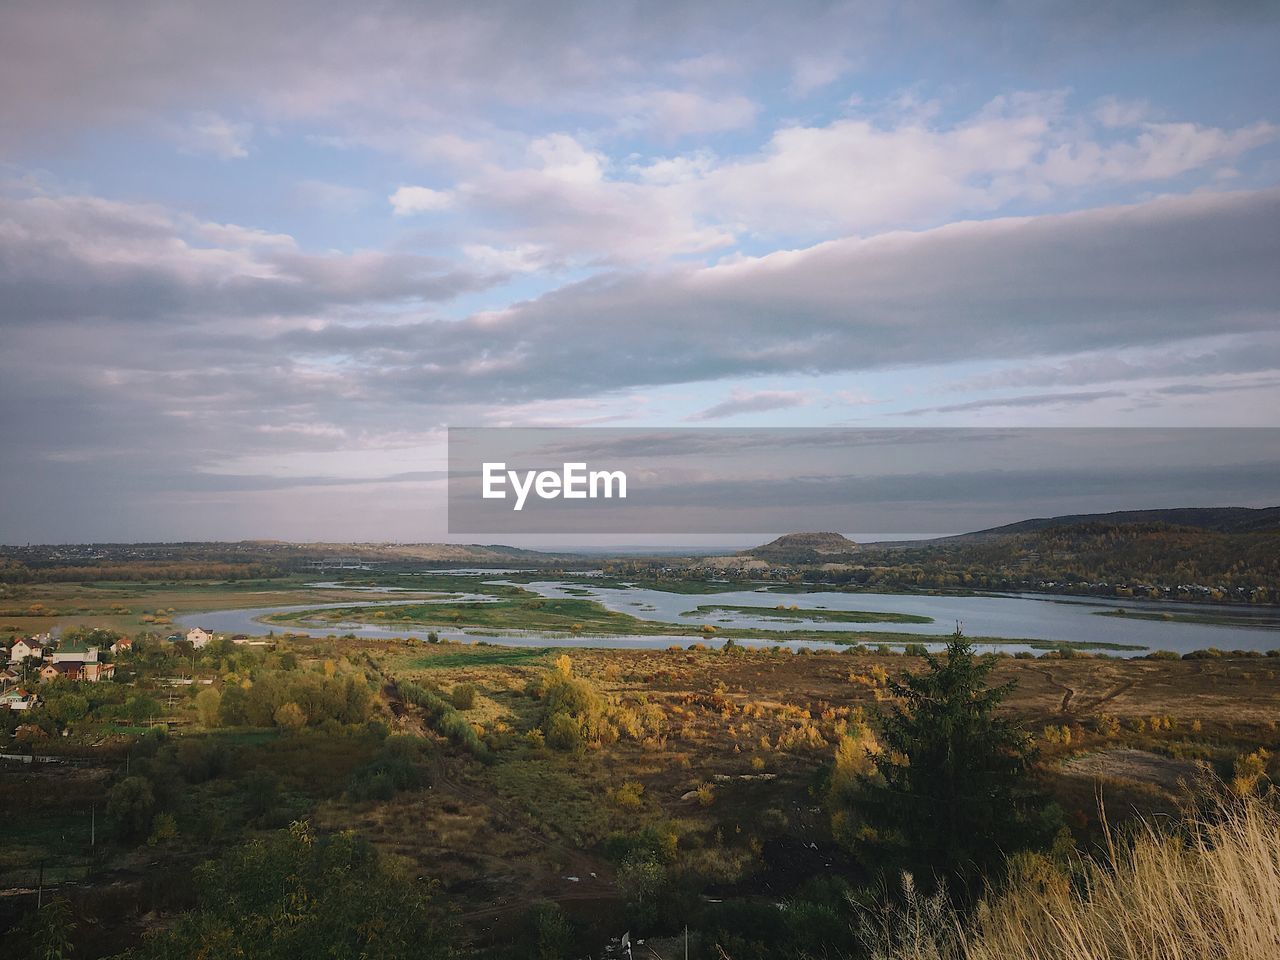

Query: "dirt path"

xmin=1030 ymin=667 xmax=1076 ymax=714
xmin=1076 ymin=678 xmax=1138 ymax=714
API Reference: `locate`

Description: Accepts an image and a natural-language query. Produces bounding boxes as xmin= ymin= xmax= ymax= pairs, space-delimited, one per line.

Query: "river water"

xmin=175 ymin=578 xmax=1280 ymax=658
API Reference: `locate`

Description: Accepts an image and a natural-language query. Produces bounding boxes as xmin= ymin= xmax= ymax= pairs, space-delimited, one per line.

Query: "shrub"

xmin=107 ymin=775 xmax=156 ymax=839
xmin=148 ymin=812 xmax=179 ymax=846
xmin=544 ymin=711 xmax=583 ymax=752
xmin=611 ymin=781 xmax=646 ymax=811
xmin=450 ymin=683 xmax=476 ymax=710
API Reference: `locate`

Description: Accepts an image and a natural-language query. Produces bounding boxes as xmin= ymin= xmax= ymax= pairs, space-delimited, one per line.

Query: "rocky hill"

xmin=745 ymin=531 xmax=859 ymax=562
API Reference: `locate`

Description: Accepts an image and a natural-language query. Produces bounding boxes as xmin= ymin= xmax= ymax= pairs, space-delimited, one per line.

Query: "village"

xmin=0 ymin=627 xmax=218 ymax=716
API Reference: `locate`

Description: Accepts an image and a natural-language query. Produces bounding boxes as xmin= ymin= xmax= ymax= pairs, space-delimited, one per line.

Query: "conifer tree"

xmin=857 ymin=628 xmax=1041 ymax=894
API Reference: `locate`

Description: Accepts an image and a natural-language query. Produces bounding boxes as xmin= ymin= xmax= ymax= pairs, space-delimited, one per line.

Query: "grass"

xmin=406 ymin=646 xmax=557 ymax=669
xmin=1096 ymin=607 xmax=1280 ymax=629
xmin=682 ymin=603 xmax=933 ymax=624
xmin=861 ymin=796 xmax=1280 ymax=960
xmin=267 ymin=587 xmax=1143 ymax=651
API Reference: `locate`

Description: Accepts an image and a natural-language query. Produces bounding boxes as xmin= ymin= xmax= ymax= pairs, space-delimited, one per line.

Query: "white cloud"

xmin=430 ymin=97 xmax=1276 ymax=265
xmin=617 ymin=89 xmax=757 ymax=137
xmin=790 ymin=54 xmax=851 ymax=96
xmin=174 ymin=111 xmax=252 ymax=159
xmin=686 ymin=389 xmax=811 ymax=421
xmin=389 ymin=184 xmax=454 ymax=215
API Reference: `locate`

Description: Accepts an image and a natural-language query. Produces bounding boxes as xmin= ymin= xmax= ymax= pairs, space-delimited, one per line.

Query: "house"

xmin=186 ymin=627 xmax=214 ymax=649
xmin=39 ymin=660 xmax=114 ymax=683
xmin=9 ymin=638 xmax=46 ymax=663
xmin=0 ymin=688 xmax=38 ymax=711
xmin=110 ymin=637 xmax=133 ymax=656
xmin=51 ymin=640 xmax=100 ymax=664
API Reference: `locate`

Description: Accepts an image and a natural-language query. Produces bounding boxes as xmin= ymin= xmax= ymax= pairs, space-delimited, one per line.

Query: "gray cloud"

xmin=2 ymin=1 xmax=1273 ymax=141
xmin=268 ymin=188 xmax=1279 ymax=404
xmin=0 ymin=193 xmax=498 ymax=326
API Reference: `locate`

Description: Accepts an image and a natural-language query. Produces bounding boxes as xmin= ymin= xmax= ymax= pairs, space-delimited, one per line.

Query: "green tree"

xmin=194 ymin=687 xmax=221 ymax=727
xmin=273 ymin=701 xmax=306 ymax=731
xmin=116 ymin=821 xmax=455 ymax=959
xmin=106 ymin=776 xmax=156 ymax=839
xmin=856 ymin=629 xmax=1042 ymax=894
xmin=16 ymin=896 xmax=76 ymax=960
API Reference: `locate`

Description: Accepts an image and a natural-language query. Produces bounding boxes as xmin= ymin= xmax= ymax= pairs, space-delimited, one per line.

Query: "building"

xmin=9 ymin=638 xmax=47 ymax=663
xmin=186 ymin=627 xmax=214 ymax=648
xmin=110 ymin=637 xmax=133 ymax=656
xmin=39 ymin=660 xmax=114 ymax=683
xmin=51 ymin=640 xmax=101 ymax=664
xmin=0 ymin=688 xmax=38 ymax=711
xmin=1 ymin=688 xmax=37 ymax=711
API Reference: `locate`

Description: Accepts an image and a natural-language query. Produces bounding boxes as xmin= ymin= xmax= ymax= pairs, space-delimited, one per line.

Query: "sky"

xmin=1 ymin=0 xmax=1278 ymax=544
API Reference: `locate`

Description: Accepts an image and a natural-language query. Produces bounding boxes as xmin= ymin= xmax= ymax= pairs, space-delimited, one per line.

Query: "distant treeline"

xmin=0 ymin=559 xmax=285 ymax=582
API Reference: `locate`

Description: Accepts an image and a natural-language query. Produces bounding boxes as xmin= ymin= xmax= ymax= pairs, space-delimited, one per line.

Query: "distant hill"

xmin=915 ymin=506 xmax=1280 ymax=545
xmin=746 ymin=531 xmax=859 ymax=562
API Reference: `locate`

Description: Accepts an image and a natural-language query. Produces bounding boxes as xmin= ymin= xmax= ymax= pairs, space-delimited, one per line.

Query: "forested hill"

xmin=925 ymin=506 xmax=1280 ymax=543
xmin=726 ymin=509 xmax=1280 ymax=602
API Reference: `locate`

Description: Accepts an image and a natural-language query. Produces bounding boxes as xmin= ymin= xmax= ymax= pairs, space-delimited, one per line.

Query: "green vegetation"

xmin=682 ymin=603 xmax=933 ymax=624
xmin=118 ymin=821 xmax=455 ymax=960
xmin=1095 ymin=607 xmax=1280 ymax=628
xmin=852 ymin=630 xmax=1056 ymax=894
xmin=4 ymin=561 xmax=1280 ymax=959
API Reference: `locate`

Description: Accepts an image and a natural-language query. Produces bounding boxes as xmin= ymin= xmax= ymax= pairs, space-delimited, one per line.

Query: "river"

xmin=175 ymin=577 xmax=1280 ymax=658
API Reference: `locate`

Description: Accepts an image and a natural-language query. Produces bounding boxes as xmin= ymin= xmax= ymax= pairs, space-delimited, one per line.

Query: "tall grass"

xmin=862 ymin=797 xmax=1280 ymax=960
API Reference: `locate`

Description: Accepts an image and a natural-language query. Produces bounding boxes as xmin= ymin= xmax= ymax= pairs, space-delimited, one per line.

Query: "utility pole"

xmin=37 ymin=860 xmax=44 ymax=909
xmin=91 ymin=804 xmax=95 ymax=849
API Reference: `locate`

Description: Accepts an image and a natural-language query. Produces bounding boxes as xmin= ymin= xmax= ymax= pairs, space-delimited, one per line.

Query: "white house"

xmin=110 ymin=637 xmax=133 ymax=656
xmin=51 ymin=641 xmax=99 ymax=664
xmin=0 ymin=688 xmax=38 ymax=711
xmin=186 ymin=627 xmax=214 ymax=649
xmin=9 ymin=639 xmax=46 ymax=663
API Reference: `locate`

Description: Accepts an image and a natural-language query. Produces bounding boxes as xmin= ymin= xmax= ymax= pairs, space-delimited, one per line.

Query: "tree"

xmin=14 ymin=895 xmax=76 ymax=960
xmin=107 ymin=775 xmax=156 ymax=839
xmin=856 ymin=629 xmax=1043 ymax=895
xmin=122 ymin=821 xmax=455 ymax=959
xmin=195 ymin=688 xmax=222 ymax=727
xmin=273 ymin=701 xmax=306 ymax=731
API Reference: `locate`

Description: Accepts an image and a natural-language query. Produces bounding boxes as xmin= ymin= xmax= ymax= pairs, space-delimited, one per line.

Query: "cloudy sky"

xmin=2 ymin=0 xmax=1278 ymax=543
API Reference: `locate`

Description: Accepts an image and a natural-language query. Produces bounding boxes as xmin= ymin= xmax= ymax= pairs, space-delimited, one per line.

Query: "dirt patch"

xmin=1060 ymin=748 xmax=1201 ymax=791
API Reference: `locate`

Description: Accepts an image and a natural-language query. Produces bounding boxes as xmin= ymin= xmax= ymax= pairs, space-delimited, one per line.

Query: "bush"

xmin=450 ymin=683 xmax=476 ymax=710
xmin=544 ymin=711 xmax=583 ymax=752
xmin=611 ymin=781 xmax=646 ymax=811
xmin=399 ymin=681 xmax=488 ymax=759
xmin=107 ymin=775 xmax=157 ymax=839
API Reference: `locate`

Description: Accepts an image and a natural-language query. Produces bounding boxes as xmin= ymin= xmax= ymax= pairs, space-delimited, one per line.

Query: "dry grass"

xmin=863 ymin=796 xmax=1280 ymax=960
